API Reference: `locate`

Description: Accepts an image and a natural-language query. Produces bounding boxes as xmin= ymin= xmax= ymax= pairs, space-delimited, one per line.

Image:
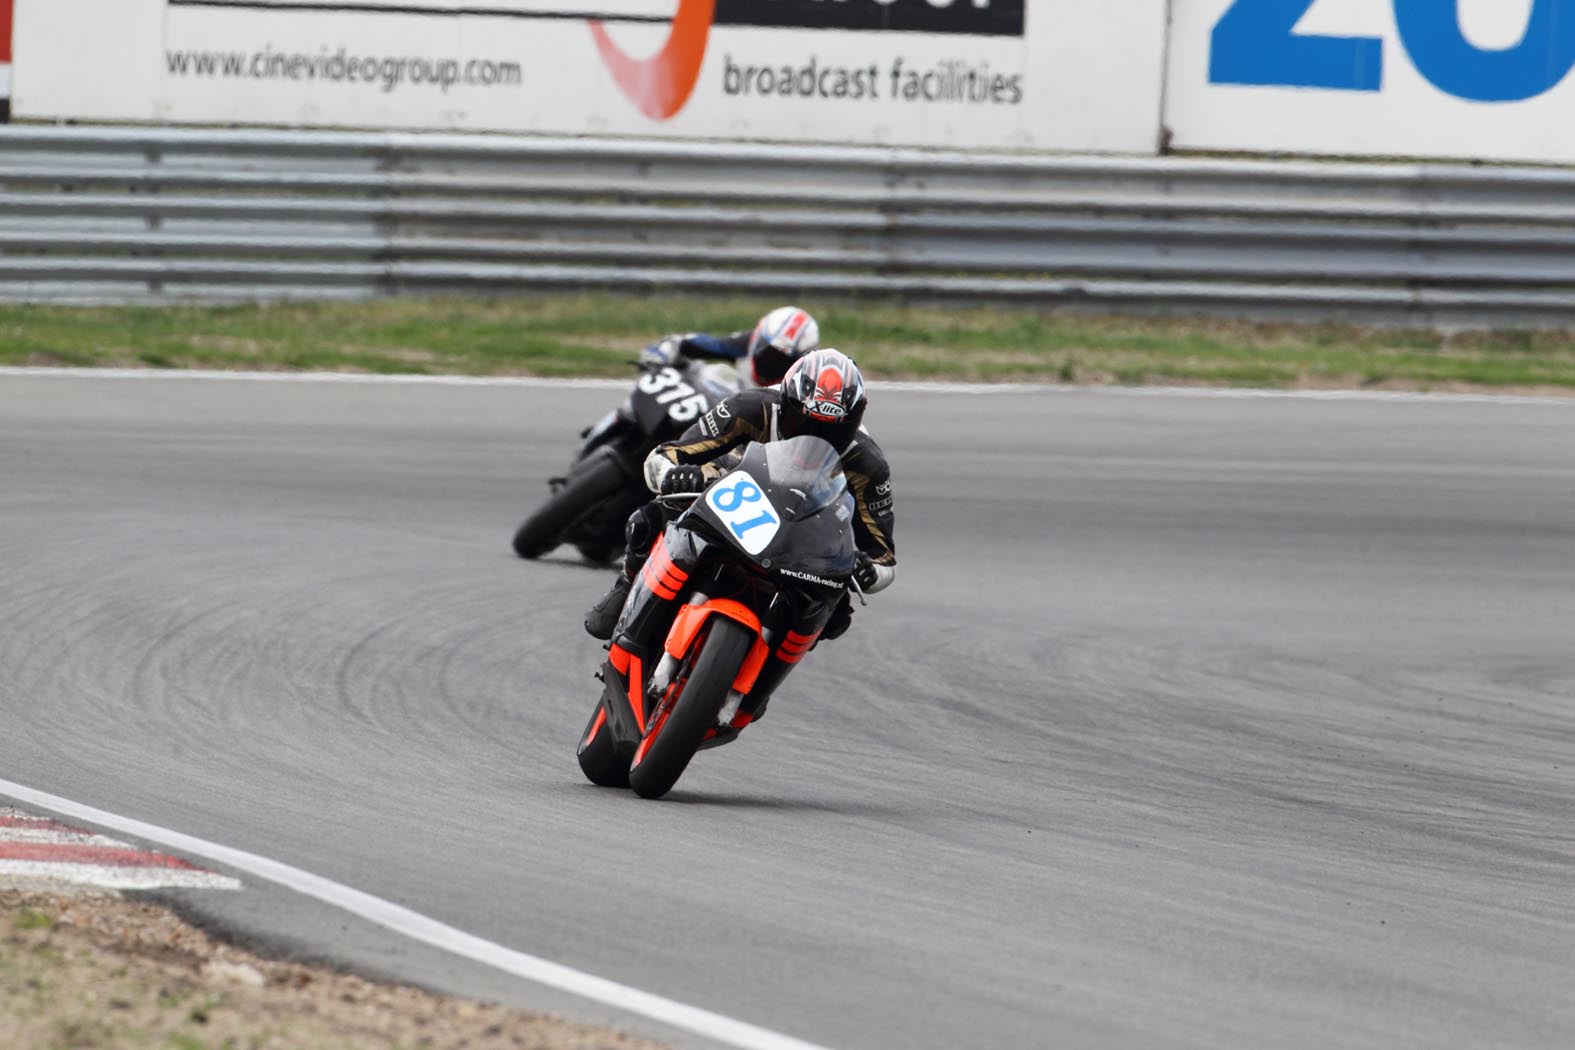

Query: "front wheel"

xmin=513 ymin=454 xmax=629 ymax=559
xmin=629 ymin=617 xmax=756 ymax=800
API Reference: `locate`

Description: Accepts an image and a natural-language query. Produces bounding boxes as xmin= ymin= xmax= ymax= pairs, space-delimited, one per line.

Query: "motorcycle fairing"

xmin=682 ymin=437 xmax=859 ymax=580
xmin=665 ymin=599 xmax=771 ymax=694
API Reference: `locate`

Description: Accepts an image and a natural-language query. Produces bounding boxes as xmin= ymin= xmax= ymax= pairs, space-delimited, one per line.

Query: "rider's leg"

xmin=584 ymin=502 xmax=667 ymax=639
xmin=610 ymin=531 xmax=694 ymax=662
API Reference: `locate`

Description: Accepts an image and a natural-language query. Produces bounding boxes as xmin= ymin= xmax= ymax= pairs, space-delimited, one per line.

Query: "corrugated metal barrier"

xmin=5 ymin=125 xmax=1575 ymax=326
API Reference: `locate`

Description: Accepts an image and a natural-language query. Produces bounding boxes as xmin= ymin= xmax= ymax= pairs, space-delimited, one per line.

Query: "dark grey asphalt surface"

xmin=2 ymin=373 xmax=1573 ymax=1050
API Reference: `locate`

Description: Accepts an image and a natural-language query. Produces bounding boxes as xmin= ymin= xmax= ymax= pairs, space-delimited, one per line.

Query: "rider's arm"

xmin=677 ymin=331 xmax=750 ymax=363
xmin=845 ymin=448 xmax=897 ymax=593
xmin=641 ymin=390 xmax=771 ymax=493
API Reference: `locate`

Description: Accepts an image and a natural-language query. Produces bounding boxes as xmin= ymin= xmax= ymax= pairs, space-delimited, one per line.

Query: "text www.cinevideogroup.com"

xmin=165 ymin=47 xmax=523 ymax=93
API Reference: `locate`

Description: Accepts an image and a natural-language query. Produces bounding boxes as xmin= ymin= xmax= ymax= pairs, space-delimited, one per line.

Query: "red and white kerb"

xmin=0 ymin=807 xmax=242 ymax=891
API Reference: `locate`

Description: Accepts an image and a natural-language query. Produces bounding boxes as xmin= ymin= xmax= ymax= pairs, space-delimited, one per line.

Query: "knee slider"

xmin=622 ymin=503 xmax=665 ymax=577
xmin=626 ymin=503 xmax=662 ymax=549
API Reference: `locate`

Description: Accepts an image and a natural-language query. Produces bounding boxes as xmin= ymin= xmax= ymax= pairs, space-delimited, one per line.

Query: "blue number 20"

xmin=1394 ymin=0 xmax=1575 ymax=103
xmin=1211 ymin=0 xmax=1575 ymax=103
xmin=1210 ymin=0 xmax=1382 ymax=92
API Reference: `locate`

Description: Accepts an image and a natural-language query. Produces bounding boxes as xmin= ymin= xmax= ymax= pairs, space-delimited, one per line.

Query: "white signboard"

xmin=1168 ymin=0 xmax=1575 ymax=163
xmin=13 ymin=0 xmax=1166 ymax=154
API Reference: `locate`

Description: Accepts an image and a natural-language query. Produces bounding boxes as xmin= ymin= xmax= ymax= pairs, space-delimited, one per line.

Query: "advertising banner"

xmin=12 ymin=0 xmax=1166 ymax=154
xmin=1168 ymin=0 xmax=1575 ymax=164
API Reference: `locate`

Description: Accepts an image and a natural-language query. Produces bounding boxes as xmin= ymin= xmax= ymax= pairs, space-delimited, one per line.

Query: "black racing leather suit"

xmin=645 ymin=330 xmax=769 ymax=387
xmin=644 ymin=386 xmax=896 ymax=577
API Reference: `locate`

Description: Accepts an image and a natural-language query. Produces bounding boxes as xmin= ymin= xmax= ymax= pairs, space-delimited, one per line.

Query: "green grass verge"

xmin=3 ymin=294 xmax=1575 ymax=392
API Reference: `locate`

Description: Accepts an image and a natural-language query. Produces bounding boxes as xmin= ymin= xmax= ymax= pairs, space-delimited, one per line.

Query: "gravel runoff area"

xmin=2 ymin=888 xmax=668 ymax=1050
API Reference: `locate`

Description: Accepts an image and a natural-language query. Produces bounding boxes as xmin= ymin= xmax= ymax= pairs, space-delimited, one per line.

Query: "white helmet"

xmin=745 ymin=306 xmax=820 ymax=387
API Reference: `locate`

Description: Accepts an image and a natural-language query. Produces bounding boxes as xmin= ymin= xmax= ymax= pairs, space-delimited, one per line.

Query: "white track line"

xmin=1 ymin=365 xmax=1572 ymax=405
xmin=0 ymin=862 xmax=244 ymax=891
xmin=0 ymin=828 xmax=128 ymax=846
xmin=0 ymin=366 xmax=625 ymax=391
xmin=0 ymin=778 xmax=837 ymax=1050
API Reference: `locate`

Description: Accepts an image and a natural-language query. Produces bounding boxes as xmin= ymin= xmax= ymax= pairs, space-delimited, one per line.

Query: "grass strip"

xmin=3 ymin=294 xmax=1575 ymax=392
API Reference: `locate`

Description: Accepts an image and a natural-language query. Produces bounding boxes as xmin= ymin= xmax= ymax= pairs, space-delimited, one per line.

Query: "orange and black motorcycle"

xmin=576 ymin=435 xmax=859 ymax=799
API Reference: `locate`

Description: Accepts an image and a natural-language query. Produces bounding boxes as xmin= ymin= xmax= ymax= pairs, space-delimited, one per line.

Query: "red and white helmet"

xmin=778 ymin=349 xmax=867 ymax=453
xmin=746 ymin=306 xmax=819 ymax=386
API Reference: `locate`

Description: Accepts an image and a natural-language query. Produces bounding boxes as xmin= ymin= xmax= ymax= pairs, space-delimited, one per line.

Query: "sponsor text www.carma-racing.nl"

xmin=165 ymin=47 xmax=522 ymax=93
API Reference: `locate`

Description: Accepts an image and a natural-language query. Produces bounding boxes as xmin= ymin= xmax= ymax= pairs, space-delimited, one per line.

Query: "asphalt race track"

xmin=2 ymin=371 xmax=1573 ymax=1050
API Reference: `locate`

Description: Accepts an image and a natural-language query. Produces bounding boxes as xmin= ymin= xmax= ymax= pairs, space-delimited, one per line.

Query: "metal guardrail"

xmin=5 ymin=125 xmax=1575 ymax=325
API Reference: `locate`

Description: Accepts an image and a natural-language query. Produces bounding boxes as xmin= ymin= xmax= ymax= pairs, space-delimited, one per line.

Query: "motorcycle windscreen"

xmin=761 ymin=437 xmax=841 ymax=517
xmin=693 ymin=437 xmax=856 ymax=574
xmin=772 ymin=493 xmax=858 ymax=579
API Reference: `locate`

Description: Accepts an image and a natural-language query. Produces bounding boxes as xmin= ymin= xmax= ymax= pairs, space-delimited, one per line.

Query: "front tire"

xmin=576 ymin=704 xmax=629 ymax=788
xmin=513 ymin=455 xmax=629 ymax=559
xmin=629 ymin=618 xmax=755 ymax=800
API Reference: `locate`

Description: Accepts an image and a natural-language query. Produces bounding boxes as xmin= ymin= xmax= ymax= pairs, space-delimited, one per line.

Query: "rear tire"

xmin=513 ymin=455 xmax=629 ymax=560
xmin=629 ymin=618 xmax=755 ymax=800
xmin=576 ymin=704 xmax=629 ymax=788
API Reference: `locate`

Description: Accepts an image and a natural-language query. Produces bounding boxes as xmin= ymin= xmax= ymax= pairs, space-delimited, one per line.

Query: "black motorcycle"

xmin=576 ymin=436 xmax=860 ymax=799
xmin=512 ymin=357 xmax=739 ymax=562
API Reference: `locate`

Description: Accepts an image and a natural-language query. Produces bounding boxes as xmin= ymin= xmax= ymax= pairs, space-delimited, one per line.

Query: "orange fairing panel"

xmin=641 ymin=537 xmax=689 ymax=601
xmin=776 ymin=628 xmax=820 ymax=665
xmin=664 ymin=599 xmax=768 ymax=692
xmin=611 ymin=643 xmax=645 ymax=731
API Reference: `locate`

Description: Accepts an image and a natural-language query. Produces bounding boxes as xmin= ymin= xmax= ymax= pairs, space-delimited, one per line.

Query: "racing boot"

xmin=583 ymin=570 xmax=631 ymax=640
xmin=585 ymin=504 xmax=668 ymax=640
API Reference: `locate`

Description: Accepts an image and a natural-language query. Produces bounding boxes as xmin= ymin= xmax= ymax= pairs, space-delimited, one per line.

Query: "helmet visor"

xmin=751 ymin=344 xmax=797 ymax=386
xmin=780 ymin=399 xmax=862 ymax=452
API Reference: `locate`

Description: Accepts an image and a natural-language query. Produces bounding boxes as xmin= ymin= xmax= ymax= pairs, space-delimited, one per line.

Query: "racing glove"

xmin=660 ymin=465 xmax=707 ymax=496
xmin=639 ymin=336 xmax=681 ymax=369
xmin=853 ymin=552 xmax=880 ymax=590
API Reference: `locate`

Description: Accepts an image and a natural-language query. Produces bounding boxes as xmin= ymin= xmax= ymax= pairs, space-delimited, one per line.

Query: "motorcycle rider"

xmin=513 ymin=306 xmax=819 ymax=562
xmin=642 ymin=305 xmax=820 ymax=388
xmin=584 ymin=350 xmax=895 ymax=734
